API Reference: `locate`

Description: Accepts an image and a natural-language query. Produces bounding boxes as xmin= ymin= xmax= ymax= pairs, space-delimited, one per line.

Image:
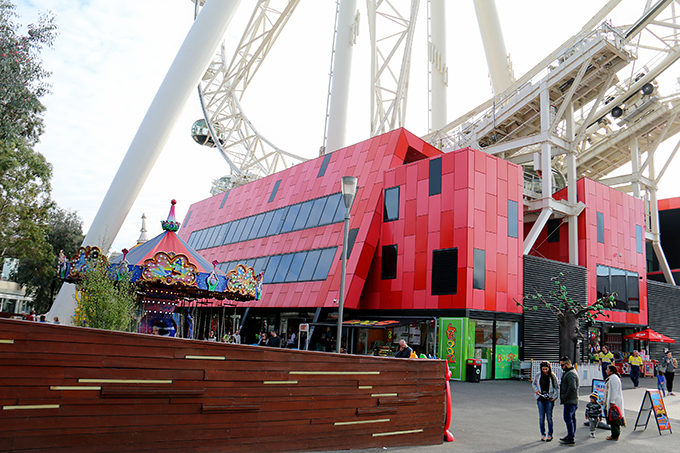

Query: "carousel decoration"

xmin=58 ymin=201 xmax=263 ymax=330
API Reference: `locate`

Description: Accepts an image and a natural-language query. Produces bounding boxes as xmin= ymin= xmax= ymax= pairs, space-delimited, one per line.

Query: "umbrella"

xmin=624 ymin=328 xmax=675 ymax=343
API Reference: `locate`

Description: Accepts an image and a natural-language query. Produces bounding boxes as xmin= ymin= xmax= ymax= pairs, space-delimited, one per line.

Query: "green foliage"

xmin=74 ymin=259 xmax=138 ymax=331
xmin=12 ymin=206 xmax=84 ymax=313
xmin=0 ymin=0 xmax=57 ymax=143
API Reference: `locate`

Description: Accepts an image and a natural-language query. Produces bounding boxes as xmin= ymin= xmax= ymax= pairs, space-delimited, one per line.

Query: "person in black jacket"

xmin=394 ymin=340 xmax=413 ymax=358
xmin=267 ymin=329 xmax=281 ymax=348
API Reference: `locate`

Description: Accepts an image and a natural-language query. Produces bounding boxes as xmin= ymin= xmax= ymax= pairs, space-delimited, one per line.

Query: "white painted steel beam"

xmin=473 ymin=0 xmax=513 ymax=95
xmin=428 ymin=0 xmax=447 ymax=131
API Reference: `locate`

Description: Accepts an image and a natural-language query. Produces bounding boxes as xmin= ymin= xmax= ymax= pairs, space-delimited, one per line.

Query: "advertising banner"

xmin=634 ymin=389 xmax=672 ymax=434
xmin=495 ymin=345 xmax=519 ymax=379
xmin=439 ymin=318 xmax=466 ymax=381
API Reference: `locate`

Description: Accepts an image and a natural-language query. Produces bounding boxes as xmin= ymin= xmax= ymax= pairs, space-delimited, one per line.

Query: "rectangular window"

xmin=432 ymin=248 xmax=458 ymax=295
xmin=267 ymin=207 xmax=288 ymax=236
xmin=429 ymin=158 xmax=442 ymax=196
xmin=297 ymin=250 xmax=320 ymax=281
xmin=597 ymin=211 xmax=605 ymax=243
xmin=313 ymin=248 xmax=337 ymax=280
xmin=194 ymin=230 xmax=207 ymax=249
xmin=317 ymin=153 xmax=332 ymax=178
xmin=636 ymin=225 xmax=643 ymax=254
xmin=305 ymin=197 xmax=328 ymax=228
xmin=225 ymin=219 xmax=243 ymax=244
xmin=547 ymin=219 xmax=560 ymax=243
xmin=188 ymin=231 xmax=198 ymax=248
xmin=333 ymin=196 xmax=348 ymax=223
xmin=199 ymin=228 xmax=214 ymax=250
xmin=381 ymin=245 xmax=398 ymax=280
xmin=253 ymin=256 xmax=269 ymax=275
xmin=237 ymin=216 xmax=257 ymax=242
xmin=268 ymin=179 xmax=282 ymax=203
xmin=280 ymin=204 xmax=300 ymax=234
xmin=257 ymin=211 xmax=275 ymax=238
xmin=264 ymin=255 xmax=282 ymax=280
xmin=212 ymin=223 xmax=229 ymax=247
xmin=320 ymin=193 xmax=341 ymax=225
xmin=507 ymin=200 xmax=518 ymax=238
xmin=293 ymin=200 xmax=314 ymax=231
xmin=473 ymin=249 xmax=485 ymax=290
xmin=596 ymin=264 xmax=639 ymax=313
xmin=384 ymin=186 xmax=400 ymax=222
xmin=272 ymin=254 xmax=294 ymax=283
xmin=285 ymin=252 xmax=308 ymax=282
xmin=247 ymin=214 xmax=265 ymax=241
xmin=220 ymin=222 xmax=234 ymax=246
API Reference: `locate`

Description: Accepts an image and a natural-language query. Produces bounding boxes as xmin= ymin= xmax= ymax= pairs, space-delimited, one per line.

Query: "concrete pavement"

xmin=314 ymin=374 xmax=679 ymax=452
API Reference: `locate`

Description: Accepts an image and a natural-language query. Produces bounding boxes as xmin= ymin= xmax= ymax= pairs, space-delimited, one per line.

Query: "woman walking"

xmin=604 ymin=364 xmax=625 ymax=441
xmin=532 ymin=361 xmax=559 ymax=442
xmin=660 ymin=350 xmax=677 ymax=396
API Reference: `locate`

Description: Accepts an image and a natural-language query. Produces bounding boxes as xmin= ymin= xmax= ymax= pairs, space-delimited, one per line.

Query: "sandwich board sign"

xmin=634 ymin=389 xmax=672 ymax=435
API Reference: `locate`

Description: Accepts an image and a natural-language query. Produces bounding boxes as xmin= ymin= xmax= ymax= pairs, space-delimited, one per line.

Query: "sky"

xmin=14 ymin=0 xmax=680 ymax=253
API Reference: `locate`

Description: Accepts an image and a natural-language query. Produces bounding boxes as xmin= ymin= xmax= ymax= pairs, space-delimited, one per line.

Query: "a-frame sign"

xmin=633 ymin=389 xmax=672 ymax=435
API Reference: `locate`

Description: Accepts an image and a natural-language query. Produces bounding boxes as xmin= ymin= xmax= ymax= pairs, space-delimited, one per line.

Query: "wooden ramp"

xmin=0 ymin=319 xmax=446 ymax=452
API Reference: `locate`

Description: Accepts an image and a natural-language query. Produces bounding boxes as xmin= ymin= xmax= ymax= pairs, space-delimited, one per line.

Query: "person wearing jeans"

xmin=532 ymin=361 xmax=559 ymax=442
xmin=660 ymin=350 xmax=677 ymax=395
xmin=559 ymin=356 xmax=580 ymax=445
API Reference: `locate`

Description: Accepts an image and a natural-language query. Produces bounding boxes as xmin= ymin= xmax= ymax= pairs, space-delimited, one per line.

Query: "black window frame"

xmin=384 ymin=186 xmax=400 ymax=222
xmin=508 ymin=199 xmax=518 ymax=238
xmin=429 ymin=157 xmax=442 ymax=196
xmin=597 ymin=211 xmax=605 ymax=244
xmin=432 ymin=248 xmax=458 ymax=295
xmin=473 ymin=248 xmax=485 ymax=290
xmin=381 ymin=244 xmax=398 ymax=280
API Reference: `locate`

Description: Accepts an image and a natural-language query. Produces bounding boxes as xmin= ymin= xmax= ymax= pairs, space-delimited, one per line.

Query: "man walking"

xmin=628 ymin=350 xmax=643 ymax=388
xmin=559 ymin=356 xmax=579 ymax=445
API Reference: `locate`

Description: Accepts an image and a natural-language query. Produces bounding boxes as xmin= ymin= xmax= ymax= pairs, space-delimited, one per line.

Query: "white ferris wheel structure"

xmin=49 ymin=0 xmax=680 ymax=322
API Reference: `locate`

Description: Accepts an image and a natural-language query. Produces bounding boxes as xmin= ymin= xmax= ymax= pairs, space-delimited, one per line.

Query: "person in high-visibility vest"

xmin=598 ymin=345 xmax=614 ymax=381
xmin=628 ymin=350 xmax=643 ymax=388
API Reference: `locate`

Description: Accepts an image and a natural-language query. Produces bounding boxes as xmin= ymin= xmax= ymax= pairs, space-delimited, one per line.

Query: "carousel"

xmin=59 ymin=200 xmax=262 ymax=339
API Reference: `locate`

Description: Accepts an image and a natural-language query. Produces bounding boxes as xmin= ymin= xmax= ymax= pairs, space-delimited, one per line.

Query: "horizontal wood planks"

xmin=0 ymin=319 xmax=446 ymax=452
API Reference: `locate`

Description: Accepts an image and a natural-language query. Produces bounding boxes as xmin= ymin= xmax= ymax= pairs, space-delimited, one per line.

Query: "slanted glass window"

xmin=267 ymin=207 xmax=288 ymax=236
xmin=247 ymin=214 xmax=265 ymax=241
xmin=286 ymin=252 xmax=307 ymax=282
xmin=507 ymin=200 xmax=518 ymax=238
xmin=220 ymin=222 xmax=234 ymax=246
xmin=268 ymin=179 xmax=281 ymax=203
xmin=253 ymin=256 xmax=269 ymax=275
xmin=313 ymin=248 xmax=337 ymax=280
xmin=199 ymin=228 xmax=214 ymax=250
xmin=432 ymin=248 xmax=457 ymax=295
xmin=257 ymin=211 xmax=275 ymax=238
xmin=264 ymin=255 xmax=282 ymax=279
xmin=597 ymin=211 xmax=605 ymax=243
xmin=224 ymin=219 xmax=240 ymax=244
xmin=384 ymin=186 xmax=399 ymax=222
xmin=473 ymin=249 xmax=485 ymax=290
xmin=298 ymin=249 xmax=322 ymax=281
xmin=547 ymin=219 xmax=560 ymax=243
xmin=294 ymin=200 xmax=314 ymax=231
xmin=305 ymin=197 xmax=328 ymax=228
xmin=636 ymin=225 xmax=643 ymax=254
xmin=272 ymin=254 xmax=294 ymax=283
xmin=381 ymin=245 xmax=398 ymax=279
xmin=320 ymin=193 xmax=342 ymax=225
xmin=188 ymin=231 xmax=198 ymax=248
xmin=317 ymin=153 xmax=332 ymax=178
xmin=236 ymin=216 xmax=256 ymax=242
xmin=346 ymin=228 xmax=359 ymax=260
xmin=194 ymin=230 xmax=207 ymax=249
xmin=333 ymin=196 xmax=347 ymax=223
xmin=280 ymin=204 xmax=300 ymax=234
xmin=212 ymin=223 xmax=229 ymax=248
xmin=429 ymin=158 xmax=442 ymax=196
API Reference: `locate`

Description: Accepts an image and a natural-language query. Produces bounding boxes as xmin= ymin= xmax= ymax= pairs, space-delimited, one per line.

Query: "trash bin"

xmin=466 ymin=358 xmax=482 ymax=383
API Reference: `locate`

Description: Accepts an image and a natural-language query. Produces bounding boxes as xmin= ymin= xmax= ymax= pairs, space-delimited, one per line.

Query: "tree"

xmin=74 ymin=258 xmax=138 ymax=331
xmin=12 ymin=206 xmax=84 ymax=313
xmin=517 ymin=273 xmax=615 ymax=362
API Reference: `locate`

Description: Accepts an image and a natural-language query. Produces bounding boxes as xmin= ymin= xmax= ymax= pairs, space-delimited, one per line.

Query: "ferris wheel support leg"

xmin=47 ymin=0 xmax=244 ymax=324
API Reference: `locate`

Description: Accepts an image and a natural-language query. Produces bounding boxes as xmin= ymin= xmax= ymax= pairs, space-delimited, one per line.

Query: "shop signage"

xmin=591 ymin=379 xmax=607 ymax=418
xmin=634 ymin=390 xmax=672 ymax=435
xmin=439 ymin=318 xmax=465 ymax=381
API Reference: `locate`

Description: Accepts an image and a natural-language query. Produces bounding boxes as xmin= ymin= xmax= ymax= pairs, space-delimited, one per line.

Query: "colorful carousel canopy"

xmin=59 ymin=200 xmax=262 ymax=302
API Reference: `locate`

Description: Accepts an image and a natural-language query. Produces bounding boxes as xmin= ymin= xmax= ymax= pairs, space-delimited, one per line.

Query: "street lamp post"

xmin=337 ymin=176 xmax=357 ymax=353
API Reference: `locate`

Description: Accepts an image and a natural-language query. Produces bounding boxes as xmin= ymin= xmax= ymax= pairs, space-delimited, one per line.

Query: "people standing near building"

xmin=628 ymin=350 xmax=643 ymax=388
xmin=604 ymin=364 xmax=625 ymax=441
xmin=258 ymin=332 xmax=268 ymax=346
xmin=394 ymin=340 xmax=413 ymax=358
xmin=657 ymin=370 xmax=666 ymax=396
xmin=598 ymin=345 xmax=614 ymax=381
xmin=25 ymin=310 xmax=36 ymax=321
xmin=559 ymin=356 xmax=579 ymax=445
xmin=585 ymin=393 xmax=602 ymax=438
xmin=660 ymin=350 xmax=677 ymax=396
xmin=267 ymin=329 xmax=281 ymax=348
xmin=532 ymin=361 xmax=559 ymax=442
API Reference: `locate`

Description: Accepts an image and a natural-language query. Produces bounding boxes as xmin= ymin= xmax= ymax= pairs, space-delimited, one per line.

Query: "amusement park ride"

xmin=48 ymin=0 xmax=680 ymax=322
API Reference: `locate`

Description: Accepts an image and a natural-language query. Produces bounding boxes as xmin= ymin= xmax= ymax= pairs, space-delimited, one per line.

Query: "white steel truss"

xmin=193 ymin=0 xmax=307 ymax=194
xmin=367 ymin=0 xmax=420 ymax=136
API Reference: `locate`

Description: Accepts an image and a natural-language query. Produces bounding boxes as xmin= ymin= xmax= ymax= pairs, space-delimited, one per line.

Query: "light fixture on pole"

xmin=337 ymin=176 xmax=357 ymax=353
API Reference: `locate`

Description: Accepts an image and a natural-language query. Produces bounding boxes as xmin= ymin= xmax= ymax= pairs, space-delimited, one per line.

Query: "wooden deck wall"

xmin=0 ymin=319 xmax=446 ymax=452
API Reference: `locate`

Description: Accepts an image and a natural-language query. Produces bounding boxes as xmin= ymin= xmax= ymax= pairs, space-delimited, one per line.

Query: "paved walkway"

xmin=314 ymin=375 xmax=679 ymax=453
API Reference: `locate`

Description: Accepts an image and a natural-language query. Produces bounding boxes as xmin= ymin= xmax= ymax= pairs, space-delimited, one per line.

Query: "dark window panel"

xmin=597 ymin=211 xmax=605 ymax=243
xmin=611 ymin=267 xmax=627 ymax=310
xmin=320 ymin=193 xmax=342 ymax=225
xmin=247 ymin=214 xmax=265 ymax=241
xmin=273 ymin=254 xmax=294 ymax=283
xmin=211 ymin=223 xmax=228 ymax=248
xmin=547 ymin=219 xmax=560 ymax=243
xmin=257 ymin=211 xmax=276 ymax=238
xmin=313 ymin=248 xmax=337 ymax=280
xmin=305 ymin=197 xmax=328 ymax=229
xmin=294 ymin=200 xmax=314 ymax=231
xmin=508 ymin=200 xmax=518 ymax=238
xmin=195 ymin=230 xmax=207 ymax=249
xmin=220 ymin=222 xmax=234 ymax=246
xmin=384 ymin=186 xmax=399 ymax=222
xmin=219 ymin=190 xmax=230 ymax=209
xmin=627 ymin=271 xmax=640 ymax=312
xmin=381 ymin=245 xmax=398 ymax=280
xmin=317 ymin=153 xmax=332 ymax=178
xmin=429 ymin=158 xmax=442 ymax=196
xmin=473 ymin=249 xmax=485 ymax=290
xmin=298 ymin=249 xmax=322 ymax=281
xmin=198 ymin=228 xmax=214 ymax=250
xmin=253 ymin=256 xmax=269 ymax=275
xmin=339 ymin=228 xmax=360 ymax=260
xmin=267 ymin=207 xmax=288 ymax=236
xmin=333 ymin=195 xmax=348 ymax=223
xmin=432 ymin=248 xmax=458 ymax=295
xmin=636 ymin=225 xmax=643 ymax=254
xmin=264 ymin=255 xmax=282 ymax=280
xmin=280 ymin=204 xmax=301 ymax=234
xmin=224 ymin=219 xmax=242 ymax=244
xmin=236 ymin=216 xmax=257 ymax=242
xmin=268 ymin=179 xmax=281 ymax=203
xmin=286 ymin=252 xmax=308 ymax=282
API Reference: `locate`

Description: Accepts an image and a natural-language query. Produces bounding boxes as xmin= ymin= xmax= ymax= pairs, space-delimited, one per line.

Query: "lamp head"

xmin=341 ymin=176 xmax=358 ymax=209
